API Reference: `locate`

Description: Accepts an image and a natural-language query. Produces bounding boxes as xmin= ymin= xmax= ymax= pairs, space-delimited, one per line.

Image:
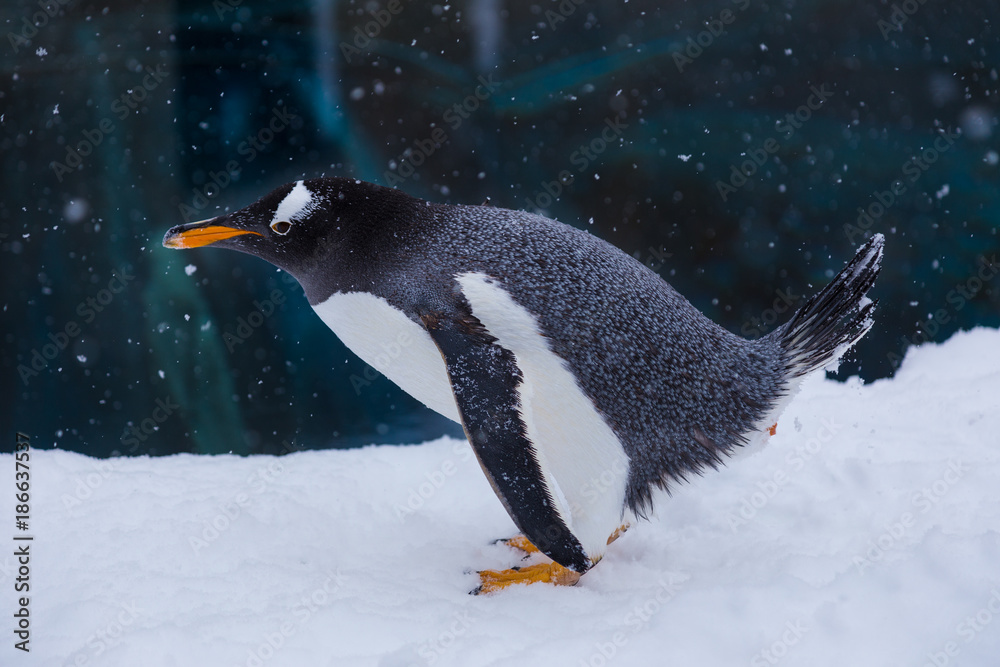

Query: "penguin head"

xmin=162 ymin=177 xmax=416 ymax=281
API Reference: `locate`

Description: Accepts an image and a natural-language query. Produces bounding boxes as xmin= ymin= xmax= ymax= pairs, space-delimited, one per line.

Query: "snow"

xmin=7 ymin=328 xmax=1000 ymax=667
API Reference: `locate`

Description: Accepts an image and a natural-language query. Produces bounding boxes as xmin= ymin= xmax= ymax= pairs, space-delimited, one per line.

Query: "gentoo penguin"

xmin=163 ymin=178 xmax=883 ymax=593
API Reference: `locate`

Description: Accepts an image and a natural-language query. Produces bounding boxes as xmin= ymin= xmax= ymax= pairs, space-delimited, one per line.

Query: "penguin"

xmin=163 ymin=177 xmax=883 ymax=593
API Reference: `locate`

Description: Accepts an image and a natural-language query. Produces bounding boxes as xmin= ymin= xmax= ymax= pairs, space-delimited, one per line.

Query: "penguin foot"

xmin=473 ymin=562 xmax=581 ymax=595
xmin=494 ymin=534 xmax=540 ymax=556
xmin=607 ymin=523 xmax=631 ymax=545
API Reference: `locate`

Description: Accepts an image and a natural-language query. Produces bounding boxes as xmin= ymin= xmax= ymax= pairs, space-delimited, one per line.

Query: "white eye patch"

xmin=270 ymin=180 xmax=319 ymax=229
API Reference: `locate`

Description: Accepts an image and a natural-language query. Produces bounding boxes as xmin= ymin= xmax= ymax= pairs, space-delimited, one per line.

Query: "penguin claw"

xmin=606 ymin=523 xmax=631 ymax=545
xmin=495 ymin=534 xmax=541 ymax=555
xmin=473 ymin=562 xmax=582 ymax=595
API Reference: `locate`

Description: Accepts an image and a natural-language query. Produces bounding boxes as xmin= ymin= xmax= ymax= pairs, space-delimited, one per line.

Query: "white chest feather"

xmin=312 ymin=280 xmax=630 ymax=560
xmin=456 ymin=272 xmax=630 ymax=560
xmin=310 ymin=293 xmax=461 ymax=423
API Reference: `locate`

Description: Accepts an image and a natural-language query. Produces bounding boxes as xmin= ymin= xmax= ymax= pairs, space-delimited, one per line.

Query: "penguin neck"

xmin=294 ymin=189 xmax=440 ymax=305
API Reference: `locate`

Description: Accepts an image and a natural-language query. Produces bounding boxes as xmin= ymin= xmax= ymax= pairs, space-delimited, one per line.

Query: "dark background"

xmin=2 ymin=0 xmax=997 ymax=457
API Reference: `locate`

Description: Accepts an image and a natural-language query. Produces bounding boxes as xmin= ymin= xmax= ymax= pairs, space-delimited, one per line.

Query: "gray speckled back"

xmin=379 ymin=203 xmax=787 ymax=514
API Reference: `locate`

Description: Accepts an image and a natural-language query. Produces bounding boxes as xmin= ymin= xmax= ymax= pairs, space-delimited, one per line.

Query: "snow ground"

xmin=4 ymin=328 xmax=999 ymax=667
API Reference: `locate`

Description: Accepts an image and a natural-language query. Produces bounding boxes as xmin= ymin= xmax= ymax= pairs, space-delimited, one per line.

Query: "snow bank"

xmin=5 ymin=328 xmax=999 ymax=667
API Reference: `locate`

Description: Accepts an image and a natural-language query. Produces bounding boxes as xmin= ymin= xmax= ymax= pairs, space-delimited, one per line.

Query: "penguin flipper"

xmin=420 ymin=312 xmax=592 ymax=575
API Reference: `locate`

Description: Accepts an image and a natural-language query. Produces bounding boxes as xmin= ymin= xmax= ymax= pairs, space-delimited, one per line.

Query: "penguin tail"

xmin=771 ymin=233 xmax=884 ymax=378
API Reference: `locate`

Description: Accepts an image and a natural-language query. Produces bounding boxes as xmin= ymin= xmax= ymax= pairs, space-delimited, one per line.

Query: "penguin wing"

xmin=419 ymin=311 xmax=592 ymax=573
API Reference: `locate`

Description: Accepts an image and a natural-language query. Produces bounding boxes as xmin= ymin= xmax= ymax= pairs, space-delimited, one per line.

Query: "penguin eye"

xmin=270 ymin=220 xmax=292 ymax=235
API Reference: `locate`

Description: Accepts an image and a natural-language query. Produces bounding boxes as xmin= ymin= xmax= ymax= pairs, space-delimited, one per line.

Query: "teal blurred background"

xmin=2 ymin=0 xmax=997 ymax=457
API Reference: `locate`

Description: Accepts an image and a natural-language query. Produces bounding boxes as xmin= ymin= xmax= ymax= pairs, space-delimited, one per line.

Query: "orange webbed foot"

xmin=474 ymin=562 xmax=582 ymax=595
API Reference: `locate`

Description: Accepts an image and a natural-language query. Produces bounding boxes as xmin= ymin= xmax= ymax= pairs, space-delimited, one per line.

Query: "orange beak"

xmin=163 ymin=220 xmax=263 ymax=249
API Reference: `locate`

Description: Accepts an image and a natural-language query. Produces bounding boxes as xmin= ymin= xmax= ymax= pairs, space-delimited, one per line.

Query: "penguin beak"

xmin=163 ymin=217 xmax=263 ymax=249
